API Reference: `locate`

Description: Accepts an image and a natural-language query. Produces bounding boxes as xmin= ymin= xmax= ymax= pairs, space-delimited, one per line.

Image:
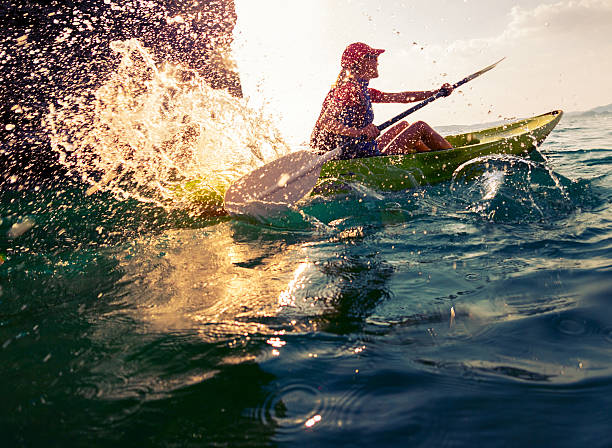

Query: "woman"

xmin=310 ymin=42 xmax=454 ymax=159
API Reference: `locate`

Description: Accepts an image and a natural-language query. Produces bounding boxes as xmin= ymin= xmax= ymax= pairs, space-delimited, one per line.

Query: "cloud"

xmin=407 ymin=0 xmax=612 ymax=120
xmin=440 ymin=0 xmax=612 ymax=55
xmin=506 ymin=0 xmax=612 ymax=39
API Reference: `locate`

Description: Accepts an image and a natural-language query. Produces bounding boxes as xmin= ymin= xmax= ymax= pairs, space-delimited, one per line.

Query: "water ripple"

xmin=254 ymin=381 xmax=325 ymax=440
xmin=556 ymin=317 xmax=587 ymax=336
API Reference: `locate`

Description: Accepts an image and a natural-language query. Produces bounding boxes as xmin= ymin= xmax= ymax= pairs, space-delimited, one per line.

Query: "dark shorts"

xmin=338 ymin=139 xmax=381 ymax=159
xmin=311 ymin=130 xmax=381 ymax=160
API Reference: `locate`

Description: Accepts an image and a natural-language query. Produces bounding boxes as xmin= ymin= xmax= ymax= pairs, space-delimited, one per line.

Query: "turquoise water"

xmin=1 ymin=113 xmax=611 ymax=446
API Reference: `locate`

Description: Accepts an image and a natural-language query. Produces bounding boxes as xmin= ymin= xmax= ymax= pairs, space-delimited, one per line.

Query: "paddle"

xmin=224 ymin=58 xmax=505 ymax=216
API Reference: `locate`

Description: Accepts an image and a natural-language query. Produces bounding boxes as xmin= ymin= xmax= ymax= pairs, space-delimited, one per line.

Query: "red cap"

xmin=341 ymin=42 xmax=385 ymax=68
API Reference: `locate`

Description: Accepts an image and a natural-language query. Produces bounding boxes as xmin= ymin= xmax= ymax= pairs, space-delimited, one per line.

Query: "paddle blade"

xmin=455 ymin=57 xmax=505 ymax=88
xmin=224 ymin=148 xmax=339 ymax=216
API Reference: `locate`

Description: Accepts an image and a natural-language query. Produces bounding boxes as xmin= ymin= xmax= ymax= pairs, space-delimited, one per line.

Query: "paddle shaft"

xmin=376 ymin=87 xmax=452 ymax=131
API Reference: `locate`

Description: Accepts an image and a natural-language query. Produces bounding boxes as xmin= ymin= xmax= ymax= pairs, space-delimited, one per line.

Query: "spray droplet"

xmin=277 ymin=173 xmax=291 ymax=187
xmin=8 ymin=218 xmax=35 ymax=239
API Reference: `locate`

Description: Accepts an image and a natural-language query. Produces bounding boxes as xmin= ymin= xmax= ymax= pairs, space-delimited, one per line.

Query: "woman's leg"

xmin=378 ymin=120 xmax=452 ymax=155
xmin=377 ymin=120 xmax=409 ymax=149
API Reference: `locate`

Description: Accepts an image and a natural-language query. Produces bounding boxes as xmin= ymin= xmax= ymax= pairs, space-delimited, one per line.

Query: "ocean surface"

xmin=1 ymin=111 xmax=610 ymax=447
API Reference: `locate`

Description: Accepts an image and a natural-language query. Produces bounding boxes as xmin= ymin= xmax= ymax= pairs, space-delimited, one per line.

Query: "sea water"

xmin=1 ymin=45 xmax=611 ymax=446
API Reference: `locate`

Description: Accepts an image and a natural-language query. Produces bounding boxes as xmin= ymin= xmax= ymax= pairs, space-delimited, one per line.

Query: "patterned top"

xmin=310 ymin=78 xmax=384 ymax=159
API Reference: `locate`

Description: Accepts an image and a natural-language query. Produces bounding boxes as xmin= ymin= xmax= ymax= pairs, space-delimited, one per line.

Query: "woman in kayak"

xmin=311 ymin=42 xmax=454 ymax=159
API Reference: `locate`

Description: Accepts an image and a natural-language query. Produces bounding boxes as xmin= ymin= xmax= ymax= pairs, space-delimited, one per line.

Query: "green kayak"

xmin=316 ymin=109 xmax=563 ymax=192
xmin=176 ymin=110 xmax=562 ymax=211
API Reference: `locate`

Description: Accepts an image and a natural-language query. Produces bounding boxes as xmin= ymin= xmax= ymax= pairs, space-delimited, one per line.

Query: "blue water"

xmin=1 ymin=113 xmax=611 ymax=447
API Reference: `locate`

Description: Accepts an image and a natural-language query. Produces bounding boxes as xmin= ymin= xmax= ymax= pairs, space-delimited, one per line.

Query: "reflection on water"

xmin=109 ymin=215 xmax=395 ymax=342
xmin=114 ymin=224 xmax=301 ymax=337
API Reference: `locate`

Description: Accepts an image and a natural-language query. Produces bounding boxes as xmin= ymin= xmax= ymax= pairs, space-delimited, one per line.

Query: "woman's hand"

xmin=439 ymin=83 xmax=453 ymax=97
xmin=359 ymin=123 xmax=381 ymax=140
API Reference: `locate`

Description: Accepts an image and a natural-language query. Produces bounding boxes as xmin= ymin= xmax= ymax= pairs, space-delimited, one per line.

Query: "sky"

xmin=232 ymin=0 xmax=612 ymax=145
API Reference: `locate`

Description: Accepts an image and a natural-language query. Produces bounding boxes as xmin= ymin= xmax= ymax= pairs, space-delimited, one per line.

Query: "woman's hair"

xmin=333 ymin=67 xmax=357 ymax=89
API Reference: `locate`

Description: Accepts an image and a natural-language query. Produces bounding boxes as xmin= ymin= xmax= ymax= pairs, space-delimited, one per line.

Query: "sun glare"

xmin=233 ymin=1 xmax=331 ymax=145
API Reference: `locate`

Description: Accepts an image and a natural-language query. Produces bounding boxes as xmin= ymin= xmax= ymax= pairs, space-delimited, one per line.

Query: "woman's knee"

xmin=411 ymin=120 xmax=430 ymax=129
xmin=411 ymin=120 xmax=436 ymax=135
xmin=393 ymin=120 xmax=409 ymax=132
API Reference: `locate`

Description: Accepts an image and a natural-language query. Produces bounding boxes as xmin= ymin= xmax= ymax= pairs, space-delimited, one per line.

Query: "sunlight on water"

xmin=113 ymin=225 xmax=320 ymax=341
xmin=45 ymin=39 xmax=290 ymax=211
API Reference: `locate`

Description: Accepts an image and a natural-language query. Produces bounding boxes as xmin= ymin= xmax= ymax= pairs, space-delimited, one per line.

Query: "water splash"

xmin=45 ymin=39 xmax=290 ymax=212
xmin=450 ymin=153 xmax=576 ymax=223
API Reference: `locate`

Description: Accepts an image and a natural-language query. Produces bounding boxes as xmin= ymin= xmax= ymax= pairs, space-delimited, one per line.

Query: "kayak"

xmin=176 ymin=110 xmax=562 ymax=211
xmin=316 ymin=109 xmax=563 ymax=192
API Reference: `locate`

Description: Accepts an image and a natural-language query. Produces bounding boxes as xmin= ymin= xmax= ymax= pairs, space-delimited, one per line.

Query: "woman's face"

xmin=353 ymin=54 xmax=380 ymax=80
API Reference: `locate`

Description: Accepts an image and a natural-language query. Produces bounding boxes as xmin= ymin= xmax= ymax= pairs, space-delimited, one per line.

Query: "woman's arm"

xmin=374 ymin=90 xmax=437 ymax=103
xmin=371 ymin=83 xmax=453 ymax=103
